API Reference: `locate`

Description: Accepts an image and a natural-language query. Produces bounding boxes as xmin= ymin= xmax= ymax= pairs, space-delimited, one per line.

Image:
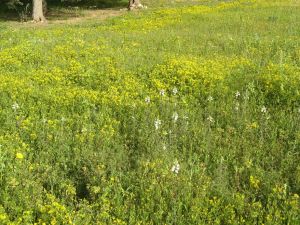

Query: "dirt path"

xmin=48 ymin=8 xmax=126 ymax=25
xmin=4 ymin=8 xmax=127 ymax=27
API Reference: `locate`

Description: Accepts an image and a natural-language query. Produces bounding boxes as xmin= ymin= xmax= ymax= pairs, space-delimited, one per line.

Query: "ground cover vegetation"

xmin=0 ymin=0 xmax=300 ymax=224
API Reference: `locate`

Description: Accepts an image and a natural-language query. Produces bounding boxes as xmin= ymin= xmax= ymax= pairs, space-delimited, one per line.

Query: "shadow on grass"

xmin=0 ymin=0 xmax=128 ymax=22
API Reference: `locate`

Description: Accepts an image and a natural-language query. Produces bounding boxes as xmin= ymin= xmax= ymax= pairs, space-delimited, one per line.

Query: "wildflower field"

xmin=0 ymin=0 xmax=300 ymax=224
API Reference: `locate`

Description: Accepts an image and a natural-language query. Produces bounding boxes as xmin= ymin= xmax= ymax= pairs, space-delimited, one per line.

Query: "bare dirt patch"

xmin=4 ymin=8 xmax=126 ymax=28
xmin=48 ymin=8 xmax=125 ymax=25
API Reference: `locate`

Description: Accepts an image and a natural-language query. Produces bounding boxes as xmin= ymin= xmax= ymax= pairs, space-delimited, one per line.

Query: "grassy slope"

xmin=0 ymin=0 xmax=300 ymax=224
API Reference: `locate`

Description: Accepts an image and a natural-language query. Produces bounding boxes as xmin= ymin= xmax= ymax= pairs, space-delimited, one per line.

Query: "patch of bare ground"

xmin=6 ymin=8 xmax=126 ymax=27
xmin=48 ymin=8 xmax=125 ymax=25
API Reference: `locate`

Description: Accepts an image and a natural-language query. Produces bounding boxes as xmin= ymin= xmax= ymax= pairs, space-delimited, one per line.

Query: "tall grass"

xmin=0 ymin=0 xmax=299 ymax=224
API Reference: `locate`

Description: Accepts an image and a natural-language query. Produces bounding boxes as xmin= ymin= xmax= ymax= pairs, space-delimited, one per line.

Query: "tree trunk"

xmin=128 ymin=0 xmax=143 ymax=10
xmin=43 ymin=0 xmax=47 ymax=15
xmin=32 ymin=0 xmax=46 ymax=22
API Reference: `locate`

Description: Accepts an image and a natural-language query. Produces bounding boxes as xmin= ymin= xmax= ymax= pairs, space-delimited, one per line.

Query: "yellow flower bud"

xmin=16 ymin=153 xmax=24 ymax=159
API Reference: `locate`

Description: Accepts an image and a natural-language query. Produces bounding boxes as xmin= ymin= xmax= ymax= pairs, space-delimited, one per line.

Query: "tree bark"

xmin=43 ymin=0 xmax=47 ymax=15
xmin=32 ymin=0 xmax=46 ymax=22
xmin=128 ymin=0 xmax=143 ymax=10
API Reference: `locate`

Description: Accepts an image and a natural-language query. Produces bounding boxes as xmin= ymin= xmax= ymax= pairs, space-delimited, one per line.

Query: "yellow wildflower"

xmin=16 ymin=153 xmax=24 ymax=159
xmin=250 ymin=175 xmax=260 ymax=189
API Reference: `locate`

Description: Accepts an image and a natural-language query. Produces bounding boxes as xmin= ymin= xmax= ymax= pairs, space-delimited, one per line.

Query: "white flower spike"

xmin=145 ymin=96 xmax=151 ymax=104
xmin=207 ymin=116 xmax=214 ymax=123
xmin=154 ymin=119 xmax=162 ymax=130
xmin=172 ymin=112 xmax=179 ymax=122
xmin=172 ymin=87 xmax=178 ymax=95
xmin=171 ymin=160 xmax=180 ymax=174
xmin=261 ymin=106 xmax=267 ymax=113
xmin=12 ymin=102 xmax=20 ymax=111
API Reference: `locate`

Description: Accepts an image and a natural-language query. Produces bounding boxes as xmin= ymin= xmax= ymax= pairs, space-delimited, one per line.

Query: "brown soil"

xmin=48 ymin=8 xmax=126 ymax=25
xmin=6 ymin=8 xmax=127 ymax=27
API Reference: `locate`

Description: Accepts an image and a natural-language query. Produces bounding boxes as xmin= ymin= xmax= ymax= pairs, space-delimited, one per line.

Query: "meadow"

xmin=0 ymin=0 xmax=300 ymax=224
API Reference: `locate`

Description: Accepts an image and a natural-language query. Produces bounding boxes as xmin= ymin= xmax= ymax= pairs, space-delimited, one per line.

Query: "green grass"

xmin=0 ymin=0 xmax=299 ymax=224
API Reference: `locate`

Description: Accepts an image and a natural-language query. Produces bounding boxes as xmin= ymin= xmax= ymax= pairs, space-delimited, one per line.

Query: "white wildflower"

xmin=159 ymin=89 xmax=165 ymax=96
xmin=145 ymin=96 xmax=151 ymax=104
xmin=172 ymin=87 xmax=178 ymax=95
xmin=171 ymin=160 xmax=180 ymax=174
xmin=261 ymin=106 xmax=267 ymax=113
xmin=235 ymin=102 xmax=240 ymax=111
xmin=154 ymin=118 xmax=162 ymax=130
xmin=12 ymin=102 xmax=19 ymax=111
xmin=235 ymin=91 xmax=241 ymax=98
xmin=172 ymin=112 xmax=179 ymax=122
xmin=163 ymin=144 xmax=167 ymax=151
xmin=207 ymin=115 xmax=214 ymax=123
xmin=207 ymin=96 xmax=213 ymax=102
